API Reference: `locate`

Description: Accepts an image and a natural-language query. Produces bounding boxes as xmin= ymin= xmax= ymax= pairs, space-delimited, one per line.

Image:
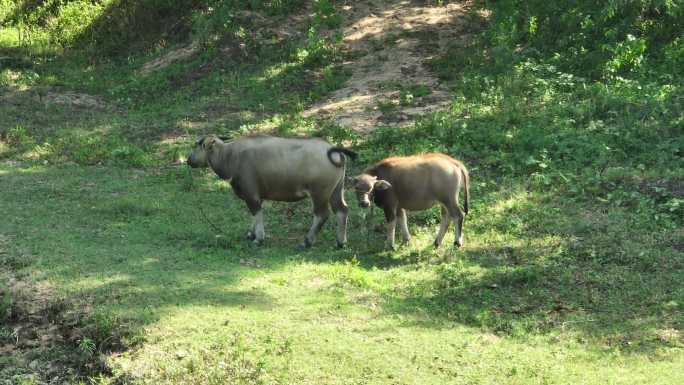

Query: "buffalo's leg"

xmin=246 ymin=199 xmax=264 ymax=244
xmin=246 ymin=217 xmax=257 ymax=241
xmin=433 ymin=206 xmax=451 ymax=247
xmin=398 ymin=208 xmax=411 ymax=244
xmin=330 ymin=178 xmax=349 ymax=248
xmin=303 ymin=197 xmax=330 ymax=248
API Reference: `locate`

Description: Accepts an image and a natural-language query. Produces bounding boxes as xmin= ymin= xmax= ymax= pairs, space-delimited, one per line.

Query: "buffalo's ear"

xmin=374 ymin=180 xmax=392 ymax=190
xmin=203 ymin=136 xmax=218 ymax=150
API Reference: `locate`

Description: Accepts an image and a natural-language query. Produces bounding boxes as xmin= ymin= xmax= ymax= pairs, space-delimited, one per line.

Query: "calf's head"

xmin=351 ymin=174 xmax=391 ymax=208
xmin=187 ymin=135 xmax=221 ymax=168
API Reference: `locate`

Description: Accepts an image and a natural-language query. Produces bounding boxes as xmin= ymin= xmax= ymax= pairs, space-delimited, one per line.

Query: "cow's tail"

xmin=327 ymin=147 xmax=358 ymax=167
xmin=461 ymin=166 xmax=470 ymax=215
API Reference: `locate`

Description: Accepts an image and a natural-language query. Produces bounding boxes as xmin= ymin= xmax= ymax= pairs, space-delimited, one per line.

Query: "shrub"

xmin=479 ymin=0 xmax=684 ymax=78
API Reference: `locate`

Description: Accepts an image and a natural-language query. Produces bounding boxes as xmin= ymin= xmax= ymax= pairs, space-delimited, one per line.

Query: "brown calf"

xmin=352 ymin=153 xmax=469 ymax=249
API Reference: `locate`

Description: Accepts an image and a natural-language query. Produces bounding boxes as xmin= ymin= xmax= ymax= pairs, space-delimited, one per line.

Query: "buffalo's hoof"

xmin=433 ymin=240 xmax=441 ymax=248
xmin=336 ymin=241 xmax=347 ymax=249
xmin=246 ymin=231 xmax=256 ymax=241
xmin=298 ymin=239 xmax=313 ymax=251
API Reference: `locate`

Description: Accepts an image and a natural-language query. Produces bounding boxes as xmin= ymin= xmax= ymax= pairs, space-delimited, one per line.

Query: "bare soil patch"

xmin=0 ymin=87 xmax=110 ymax=111
xmin=305 ymin=0 xmax=473 ymax=132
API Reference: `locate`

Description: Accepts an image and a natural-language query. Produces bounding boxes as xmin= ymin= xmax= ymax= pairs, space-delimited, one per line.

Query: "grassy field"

xmin=1 ymin=1 xmax=683 ymax=384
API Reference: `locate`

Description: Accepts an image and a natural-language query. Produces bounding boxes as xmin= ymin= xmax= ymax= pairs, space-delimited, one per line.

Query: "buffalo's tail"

xmin=327 ymin=147 xmax=358 ymax=167
xmin=462 ymin=167 xmax=470 ymax=215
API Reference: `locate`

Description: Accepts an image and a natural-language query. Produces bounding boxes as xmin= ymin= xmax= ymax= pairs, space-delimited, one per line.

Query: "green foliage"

xmin=0 ymin=283 xmax=12 ymax=323
xmin=77 ymin=336 xmax=96 ymax=357
xmin=0 ymin=127 xmax=151 ymax=167
xmin=0 ymin=0 xmax=309 ymax=56
xmin=0 ymin=0 xmax=14 ymax=24
xmin=480 ymin=0 xmax=684 ymax=77
xmin=45 ymin=1 xmax=103 ymax=46
xmin=312 ymin=0 xmax=342 ymax=29
xmin=192 ymin=0 xmax=305 ymax=48
xmin=1 ymin=125 xmax=36 ymax=150
xmin=47 ymin=132 xmax=150 ymax=166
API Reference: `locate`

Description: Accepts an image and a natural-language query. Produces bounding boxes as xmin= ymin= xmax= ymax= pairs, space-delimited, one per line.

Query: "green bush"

xmin=49 ymin=131 xmax=151 ymax=166
xmin=46 ymin=0 xmax=103 ymax=46
xmin=479 ymin=0 xmax=684 ymax=78
xmin=1 ymin=125 xmax=37 ymax=150
xmin=0 ymin=283 xmax=11 ymax=323
xmin=0 ymin=0 xmax=16 ymax=25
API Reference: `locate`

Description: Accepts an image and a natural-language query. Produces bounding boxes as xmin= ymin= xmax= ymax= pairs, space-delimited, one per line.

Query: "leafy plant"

xmin=0 ymin=284 xmax=12 ymax=323
xmin=78 ymin=336 xmax=96 ymax=357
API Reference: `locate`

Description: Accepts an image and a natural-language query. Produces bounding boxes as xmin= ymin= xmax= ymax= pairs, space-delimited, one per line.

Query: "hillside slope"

xmin=304 ymin=0 xmax=472 ymax=131
xmin=1 ymin=1 xmax=683 ymax=384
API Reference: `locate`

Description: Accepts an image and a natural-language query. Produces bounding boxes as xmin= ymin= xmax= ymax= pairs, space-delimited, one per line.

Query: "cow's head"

xmin=187 ymin=135 xmax=221 ymax=168
xmin=351 ymin=174 xmax=391 ymax=208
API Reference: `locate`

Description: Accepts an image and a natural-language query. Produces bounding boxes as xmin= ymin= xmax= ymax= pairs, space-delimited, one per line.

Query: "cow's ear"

xmin=374 ymin=180 xmax=392 ymax=190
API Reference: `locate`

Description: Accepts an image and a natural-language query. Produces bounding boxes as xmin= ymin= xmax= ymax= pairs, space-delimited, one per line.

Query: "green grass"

xmin=0 ymin=161 xmax=682 ymax=384
xmin=1 ymin=0 xmax=684 ymax=384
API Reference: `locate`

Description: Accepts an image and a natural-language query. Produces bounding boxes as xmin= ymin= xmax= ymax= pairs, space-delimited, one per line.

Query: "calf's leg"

xmin=433 ymin=206 xmax=451 ymax=247
xmin=384 ymin=206 xmax=398 ymax=249
xmin=452 ymin=206 xmax=465 ymax=247
xmin=446 ymin=200 xmax=466 ymax=248
xmin=398 ymin=208 xmax=411 ymax=243
xmin=329 ymin=179 xmax=349 ymax=248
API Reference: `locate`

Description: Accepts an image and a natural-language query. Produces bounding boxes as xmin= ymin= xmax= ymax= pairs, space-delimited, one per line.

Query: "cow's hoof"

xmin=433 ymin=240 xmax=441 ymax=248
xmin=252 ymin=238 xmax=264 ymax=246
xmin=336 ymin=241 xmax=347 ymax=249
xmin=454 ymin=239 xmax=463 ymax=248
xmin=246 ymin=231 xmax=256 ymax=241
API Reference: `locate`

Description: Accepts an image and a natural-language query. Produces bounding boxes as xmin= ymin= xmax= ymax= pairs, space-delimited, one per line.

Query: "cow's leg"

xmin=433 ymin=205 xmax=451 ymax=247
xmin=384 ymin=206 xmax=397 ymax=250
xmin=329 ymin=178 xmax=349 ymax=248
xmin=398 ymin=208 xmax=411 ymax=244
xmin=303 ymin=197 xmax=330 ymax=248
xmin=245 ymin=199 xmax=264 ymax=245
xmin=447 ymin=200 xmax=466 ymax=248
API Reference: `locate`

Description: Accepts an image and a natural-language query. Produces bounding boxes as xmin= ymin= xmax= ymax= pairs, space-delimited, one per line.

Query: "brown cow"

xmin=187 ymin=135 xmax=357 ymax=248
xmin=351 ymin=153 xmax=469 ymax=249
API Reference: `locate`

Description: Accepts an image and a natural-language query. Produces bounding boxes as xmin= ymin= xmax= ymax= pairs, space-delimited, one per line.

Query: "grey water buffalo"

xmin=187 ymin=135 xmax=357 ymax=248
xmin=351 ymin=153 xmax=470 ymax=249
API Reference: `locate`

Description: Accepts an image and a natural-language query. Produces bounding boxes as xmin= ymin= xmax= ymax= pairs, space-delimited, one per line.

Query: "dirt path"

xmin=304 ymin=0 xmax=472 ymax=132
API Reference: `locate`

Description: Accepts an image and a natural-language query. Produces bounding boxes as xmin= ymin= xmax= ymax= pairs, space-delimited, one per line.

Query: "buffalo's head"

xmin=187 ymin=135 xmax=222 ymax=168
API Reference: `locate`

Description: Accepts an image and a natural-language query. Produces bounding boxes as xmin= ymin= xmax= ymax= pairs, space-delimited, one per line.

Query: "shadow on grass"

xmin=377 ymin=191 xmax=684 ymax=355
